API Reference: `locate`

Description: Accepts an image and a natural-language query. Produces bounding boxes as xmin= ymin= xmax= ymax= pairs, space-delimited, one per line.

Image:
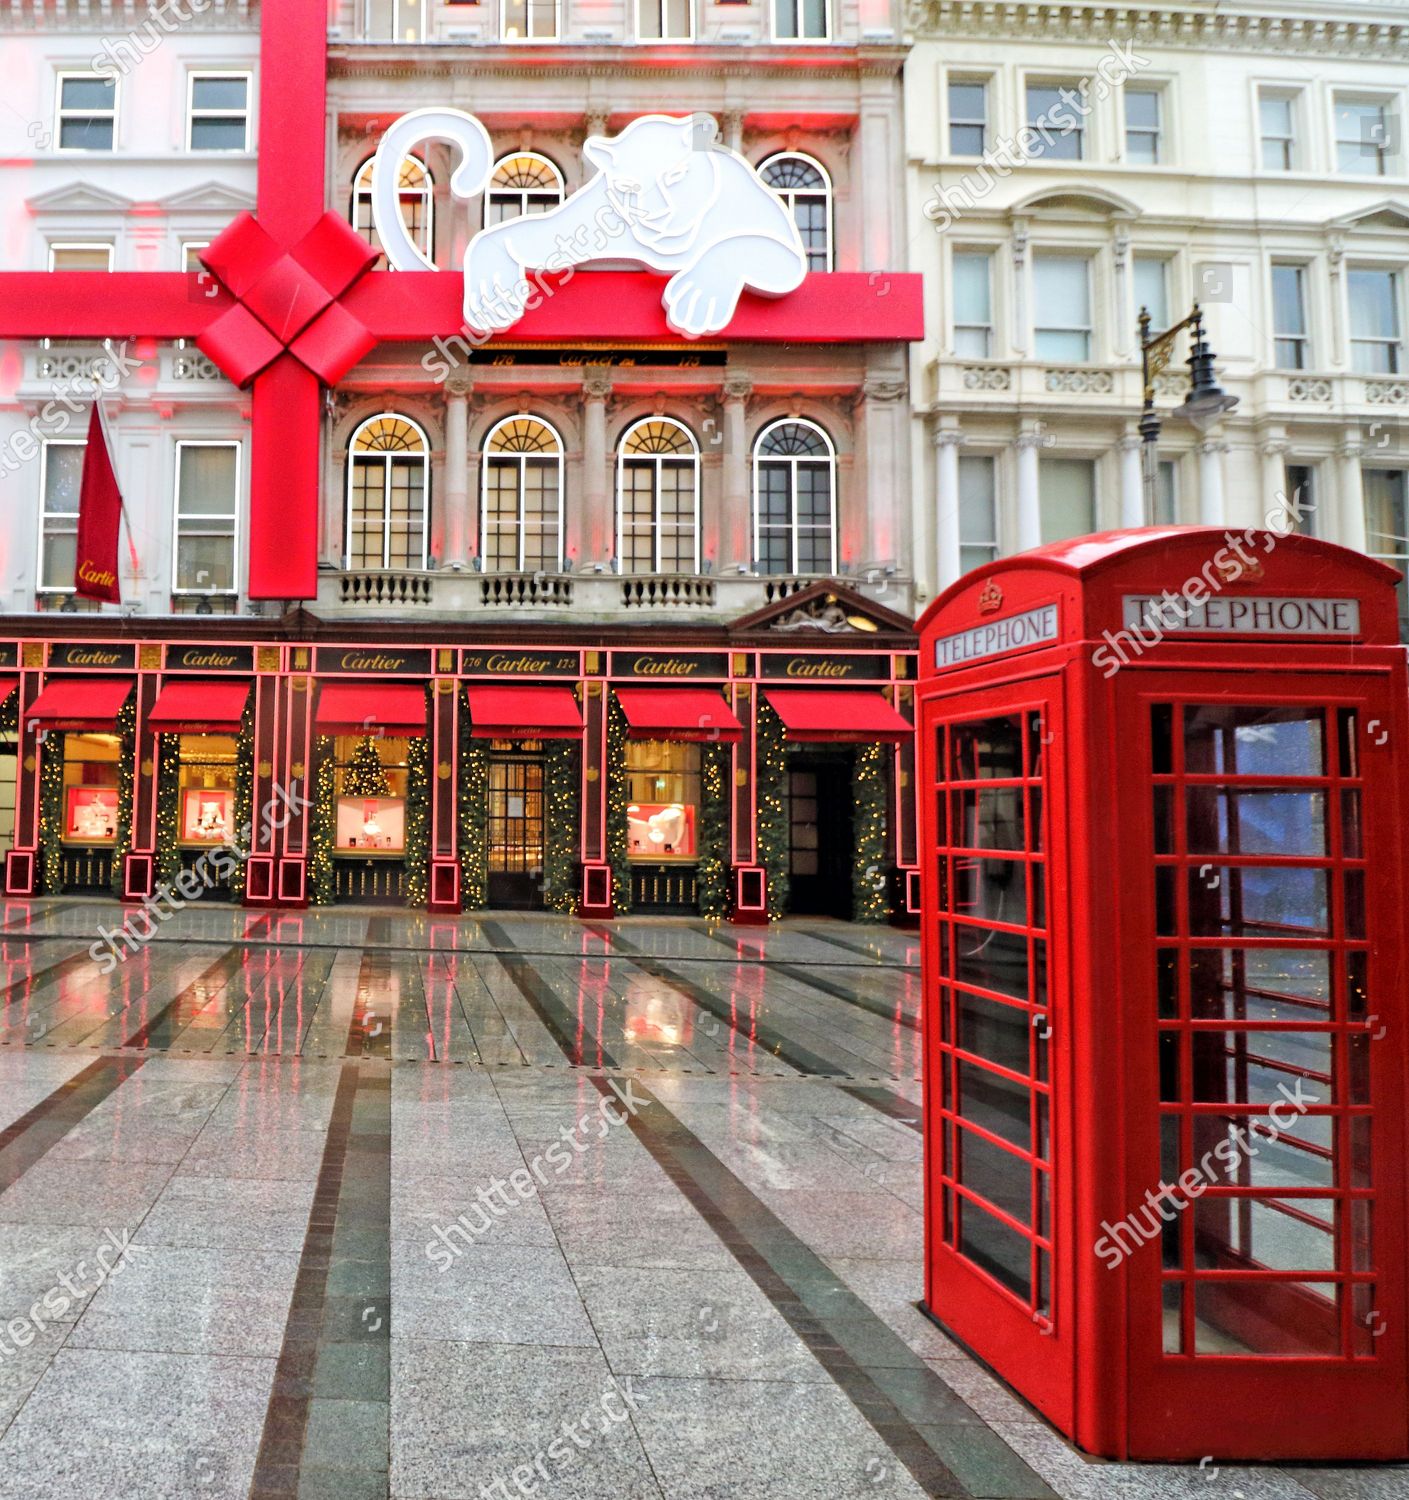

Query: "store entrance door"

xmin=788 ymin=757 xmax=853 ymax=917
xmin=488 ymin=750 xmax=545 ymax=909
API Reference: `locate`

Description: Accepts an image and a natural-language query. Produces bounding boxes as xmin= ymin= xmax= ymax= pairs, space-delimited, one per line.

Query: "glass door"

xmin=488 ymin=748 xmax=544 ymax=909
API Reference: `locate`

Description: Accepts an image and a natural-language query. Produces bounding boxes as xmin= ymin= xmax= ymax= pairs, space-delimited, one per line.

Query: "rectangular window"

xmin=1039 ymin=457 xmax=1096 ymax=542
xmin=62 ymin=735 xmax=121 ymax=844
xmin=949 ymin=80 xmax=988 ymax=157
xmin=502 ymin=0 xmax=559 ymax=40
xmin=1154 ymin=459 xmax=1179 ymax=526
xmin=1335 ymin=96 xmax=1395 ymax=176
xmin=1026 ymin=82 xmax=1084 ymax=161
xmin=1284 ymin=463 xmax=1317 ymax=536
xmin=39 ymin=441 xmax=84 ymax=593
xmin=774 ymin=0 xmax=828 ymax=40
xmin=56 ymin=73 xmax=116 ymax=151
xmin=181 ymin=243 xmax=210 ymax=272
xmin=1125 ymin=88 xmax=1162 ymax=165
xmin=1349 ymin=269 xmax=1402 ymax=375
xmin=48 ymin=243 xmax=113 ymax=272
xmin=1134 ymin=256 xmax=1170 ymax=332
xmin=1259 ymin=90 xmax=1297 ymax=171
xmin=178 ymin=736 xmax=239 ymax=849
xmin=1034 ymin=255 xmax=1092 ymax=362
xmin=638 ymin=0 xmax=693 ymax=40
xmin=187 ymin=73 xmax=250 ymax=152
xmin=958 ymin=456 xmax=998 ymax=574
xmin=174 ymin=443 xmax=240 ymax=595
xmin=625 ymin=741 xmax=701 ymax=862
xmin=1364 ymin=468 xmax=1408 ymax=628
xmin=1272 ymin=263 xmax=1310 ymax=370
xmin=952 ymin=251 xmax=993 ymax=358
xmin=333 ymin=736 xmax=409 ymax=855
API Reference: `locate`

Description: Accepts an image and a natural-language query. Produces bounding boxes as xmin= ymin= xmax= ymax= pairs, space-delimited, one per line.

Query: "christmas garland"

xmin=851 ymin=740 xmax=891 ymax=923
xmin=541 ymin=740 xmax=579 ymax=914
xmin=309 ymin=736 xmax=336 ymax=905
xmin=458 ymin=714 xmax=489 ymax=909
xmin=154 ymin=732 xmax=182 ymax=892
xmin=404 ymin=722 xmax=430 ymax=908
xmin=229 ymin=705 xmax=255 ymax=903
xmin=605 ymin=696 xmax=632 ymax=916
xmin=697 ymin=739 xmax=731 ymax=921
xmin=108 ymin=693 xmax=137 ymax=899
xmin=755 ymin=700 xmax=790 ymax=919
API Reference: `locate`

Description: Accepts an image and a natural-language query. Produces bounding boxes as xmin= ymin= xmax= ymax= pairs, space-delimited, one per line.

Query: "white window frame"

xmin=615 ymin=419 xmax=701 ymax=574
xmin=636 ymin=0 xmax=694 ymax=42
xmin=752 ymin=418 xmax=838 ymax=577
xmin=1124 ymin=86 xmax=1163 ymax=165
xmin=47 ymin=242 xmax=115 ymax=272
xmin=55 ymin=71 xmax=117 ymax=153
xmin=1133 ymin=254 xmax=1172 ymax=335
xmin=951 ymin=248 xmax=995 ymax=358
xmin=352 ymin=155 xmax=435 ymax=262
xmin=363 ymin=0 xmax=424 ymax=42
xmin=758 ymin=151 xmax=833 ymax=273
xmin=1024 ymin=78 xmax=1086 ymax=162
xmin=345 ymin=414 xmax=432 ymax=571
xmin=947 ymin=76 xmax=989 ymax=158
xmin=1033 ymin=253 xmax=1094 ymax=363
xmin=1283 ymin=460 xmax=1320 ymax=536
xmin=1334 ymin=92 xmax=1397 ymax=177
xmin=957 ymin=454 xmax=1000 ymax=573
xmin=479 ymin=415 xmax=566 ymax=573
xmin=486 ymin=152 xmax=566 ymax=223
xmin=1270 ymin=261 xmax=1312 ymax=371
xmin=173 ymin=441 xmax=242 ymax=598
xmin=1258 ymin=88 xmax=1300 ymax=172
xmin=771 ymin=0 xmax=830 ymax=44
xmin=38 ymin=439 xmax=86 ymax=596
xmin=186 ymin=71 xmax=251 ymax=153
xmin=1348 ymin=266 xmax=1404 ymax=376
xmin=500 ymin=0 xmax=561 ymax=42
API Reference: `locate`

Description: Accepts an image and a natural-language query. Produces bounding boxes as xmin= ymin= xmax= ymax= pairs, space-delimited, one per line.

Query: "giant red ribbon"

xmin=74 ymin=405 xmax=123 ymax=605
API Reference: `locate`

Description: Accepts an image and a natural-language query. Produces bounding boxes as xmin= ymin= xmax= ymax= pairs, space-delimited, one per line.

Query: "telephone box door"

xmin=1114 ymin=672 xmax=1409 ymax=1460
xmin=921 ymin=677 xmax=1075 ymax=1431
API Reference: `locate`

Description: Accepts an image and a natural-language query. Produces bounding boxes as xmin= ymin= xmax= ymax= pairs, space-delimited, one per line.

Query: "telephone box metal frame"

xmin=914 ymin=528 xmax=1409 ymax=1462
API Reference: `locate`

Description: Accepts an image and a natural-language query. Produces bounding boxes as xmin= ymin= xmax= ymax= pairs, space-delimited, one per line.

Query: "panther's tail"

xmin=370 ymin=108 xmax=494 ymax=272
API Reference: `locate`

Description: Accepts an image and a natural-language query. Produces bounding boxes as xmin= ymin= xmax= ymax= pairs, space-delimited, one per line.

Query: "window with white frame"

xmin=364 ymin=0 xmax=423 ymax=42
xmin=39 ymin=441 xmax=84 ymax=592
xmin=1124 ymin=87 xmax=1162 ymax=165
xmin=958 ymin=456 xmax=998 ymax=573
xmin=181 ymin=243 xmax=210 ymax=272
xmin=502 ymin=0 xmax=558 ymax=40
xmin=638 ymin=0 xmax=693 ymax=41
xmin=482 ymin=416 xmax=564 ymax=573
xmin=948 ymin=79 xmax=988 ymax=157
xmin=352 ymin=156 xmax=434 ymax=264
xmin=617 ymin=419 xmax=700 ymax=574
xmin=774 ymin=0 xmax=828 ymax=41
xmin=952 ymin=251 xmax=994 ymax=357
xmin=48 ymin=243 xmax=113 ymax=272
xmin=187 ymin=73 xmax=249 ymax=152
xmin=56 ymin=73 xmax=116 ymax=151
xmin=174 ymin=443 xmax=240 ymax=595
xmin=1154 ymin=459 xmax=1179 ymax=526
xmin=1271 ymin=263 xmax=1311 ymax=370
xmin=753 ymin=419 xmax=836 ymax=576
xmin=1364 ymin=468 xmax=1408 ymax=626
xmin=346 ymin=415 xmax=430 ymax=571
xmin=1026 ymin=82 xmax=1084 ymax=161
xmin=1034 ymin=255 xmax=1092 ymax=361
xmin=759 ymin=154 xmax=831 ymax=272
xmin=487 ymin=154 xmax=565 ymax=225
xmin=1258 ymin=90 xmax=1299 ymax=171
xmin=1039 ymin=457 xmax=1096 ymax=542
xmin=1134 ymin=256 xmax=1170 ymax=333
xmin=1284 ymin=462 xmax=1318 ymax=535
xmin=1335 ymin=95 xmax=1397 ymax=176
xmin=1349 ymin=269 xmax=1403 ymax=375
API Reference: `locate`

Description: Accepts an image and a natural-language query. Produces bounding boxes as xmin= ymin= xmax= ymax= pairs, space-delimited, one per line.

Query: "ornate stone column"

xmin=1259 ymin=436 xmax=1291 ymax=532
xmin=441 ymin=373 xmax=472 ymax=570
xmin=1118 ymin=428 xmax=1145 ymax=528
xmin=582 ymin=365 xmax=612 ymax=568
xmin=719 ymin=375 xmax=752 ymax=571
xmin=933 ymin=426 xmax=964 ymax=590
xmin=1197 ymin=434 xmax=1228 ymax=527
xmin=861 ymin=373 xmax=907 ymax=571
xmin=1338 ymin=439 xmax=1368 ymax=553
xmin=1014 ymin=426 xmax=1044 ymax=550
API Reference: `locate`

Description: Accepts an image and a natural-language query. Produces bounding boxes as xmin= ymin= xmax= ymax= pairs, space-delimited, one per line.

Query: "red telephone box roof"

xmin=918 ymin=528 xmax=1404 ymax=677
xmin=764 ymin=689 xmax=911 ymax=743
xmin=465 ymin=685 xmax=584 ymax=740
xmin=27 ymin=678 xmax=132 ymax=730
xmin=315 ymin=682 xmax=427 ymax=737
xmin=615 ymin=688 xmax=744 ymax=743
xmin=149 ymin=680 xmax=252 ymax=734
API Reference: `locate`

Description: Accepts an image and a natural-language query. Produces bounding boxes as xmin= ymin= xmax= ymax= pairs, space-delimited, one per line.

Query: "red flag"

xmin=75 ymin=403 xmax=123 ymax=604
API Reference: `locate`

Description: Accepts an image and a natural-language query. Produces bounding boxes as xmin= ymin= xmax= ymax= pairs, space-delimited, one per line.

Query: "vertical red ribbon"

xmin=75 ymin=404 xmax=123 ymax=604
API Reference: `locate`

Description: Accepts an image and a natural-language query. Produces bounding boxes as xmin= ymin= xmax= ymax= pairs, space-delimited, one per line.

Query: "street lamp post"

xmin=1138 ymin=303 xmax=1240 ymax=523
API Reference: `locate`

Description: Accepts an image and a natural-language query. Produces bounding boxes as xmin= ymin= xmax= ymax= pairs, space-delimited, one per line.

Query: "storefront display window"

xmin=61 ymin=733 xmax=120 ymax=844
xmin=177 ymin=735 xmax=238 ymax=846
xmin=625 ymin=740 xmax=699 ymax=861
xmin=333 ymin=736 xmax=409 ymax=856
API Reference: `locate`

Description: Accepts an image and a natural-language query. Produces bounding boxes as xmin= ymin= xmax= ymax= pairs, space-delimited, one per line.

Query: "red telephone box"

xmin=915 ymin=528 xmax=1409 ymax=1462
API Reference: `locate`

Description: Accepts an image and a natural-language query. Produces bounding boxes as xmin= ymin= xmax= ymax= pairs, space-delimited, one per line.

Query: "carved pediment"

xmin=731 ymin=580 xmax=914 ymax=637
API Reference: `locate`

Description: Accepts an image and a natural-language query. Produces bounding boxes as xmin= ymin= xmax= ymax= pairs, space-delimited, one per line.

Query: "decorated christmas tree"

xmin=343 ymin=737 xmax=390 ymax=797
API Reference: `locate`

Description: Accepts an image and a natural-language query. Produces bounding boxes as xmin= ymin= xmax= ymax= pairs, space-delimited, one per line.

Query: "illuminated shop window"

xmin=352 ymin=155 xmax=434 ymax=264
xmin=625 ymin=740 xmax=700 ymax=862
xmin=62 ymin=734 xmax=121 ymax=845
xmin=481 ymin=415 xmax=564 ymax=573
xmin=176 ymin=735 xmax=238 ymax=846
xmin=759 ymin=153 xmax=832 ymax=272
xmin=753 ymin=418 xmax=837 ymax=576
xmin=332 ymin=736 xmax=410 ymax=856
xmin=346 ymin=414 xmax=430 ymax=571
xmin=487 ymin=153 xmax=565 ymax=224
xmin=616 ymin=418 xmax=700 ymax=574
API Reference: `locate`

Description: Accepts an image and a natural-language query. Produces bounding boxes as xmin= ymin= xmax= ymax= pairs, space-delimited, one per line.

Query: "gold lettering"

xmin=485 ymin=653 xmax=551 ymax=674
xmin=177 ymin=650 xmax=238 ymax=669
xmin=784 ymin=659 xmax=853 ymax=679
xmin=632 ymin=657 xmax=703 ymax=676
xmin=339 ymin=651 xmax=408 ymax=672
xmin=64 ymin=647 xmax=122 ymax=666
xmin=76 ymin=560 xmax=116 ymax=589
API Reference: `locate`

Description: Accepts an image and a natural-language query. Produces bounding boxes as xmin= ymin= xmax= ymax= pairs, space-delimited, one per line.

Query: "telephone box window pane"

xmin=1031 ymin=871 xmax=1046 ymax=933
xmin=1183 ymin=705 xmax=1325 ymax=778
xmin=1186 ymin=789 xmax=1327 ymax=857
xmin=956 ymin=1059 xmax=1029 ymax=1147
xmin=1195 ymin=1197 xmax=1336 ymax=1273
xmin=1190 ymin=1030 xmax=1333 ymax=1104
xmin=1189 ymin=948 xmax=1332 ymax=1023
xmin=1349 ymin=1032 xmax=1371 ymax=1104
xmin=1347 ymin=951 xmax=1369 ymax=1020
xmin=1162 ymin=1283 xmax=1185 ymax=1352
xmin=1193 ymin=1283 xmax=1339 ymax=1355
xmin=1351 ymin=1117 xmax=1372 ymax=1189
xmin=1153 ymin=785 xmax=1174 ymax=854
xmin=1352 ymin=1285 xmax=1379 ymax=1357
xmin=1341 ymin=788 xmax=1363 ymax=858
xmin=1159 ymin=1032 xmax=1181 ymax=1100
xmin=1187 ymin=866 xmax=1329 ymax=938
xmin=951 ymin=788 xmax=1023 ymax=849
xmin=1151 ymin=704 xmax=1174 ymax=775
xmin=957 ymin=992 xmax=1030 ymax=1074
xmin=955 ymin=924 xmax=1029 ymax=1000
xmin=1352 ymin=1201 xmax=1373 ymax=1272
xmin=1195 ymin=1114 xmax=1335 ymax=1192
xmin=1155 ymin=867 xmax=1177 ymax=935
xmin=955 ymin=1124 xmax=1031 ymax=1225
xmin=954 ymin=856 xmax=1028 ymax=925
xmin=1337 ymin=709 xmax=1359 ymax=778
xmin=1028 ymin=786 xmax=1044 ymax=852
xmin=1345 ymin=870 xmax=1366 ymax=940
xmin=958 ymin=1200 xmax=1031 ymax=1300
xmin=949 ymin=716 xmax=1023 ymax=780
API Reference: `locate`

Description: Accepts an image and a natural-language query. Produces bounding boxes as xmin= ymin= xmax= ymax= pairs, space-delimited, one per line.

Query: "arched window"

xmin=617 ymin=418 xmax=700 ymax=574
xmin=753 ymin=419 xmax=836 ymax=576
xmin=481 ymin=416 xmax=564 ymax=573
xmin=487 ymin=153 xmax=565 ymax=225
xmin=759 ymin=153 xmax=832 ymax=272
xmin=352 ymin=155 xmax=433 ymax=263
xmin=346 ymin=415 xmax=430 ymax=570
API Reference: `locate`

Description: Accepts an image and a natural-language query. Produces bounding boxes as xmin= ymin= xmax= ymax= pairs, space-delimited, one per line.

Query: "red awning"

xmin=465 ymin=685 xmax=583 ymax=740
xmin=765 ymin=689 xmax=912 ymax=744
xmin=315 ymin=682 xmax=427 ymax=737
xmin=26 ymin=678 xmax=132 ymax=731
xmin=615 ymin=687 xmax=744 ymax=743
xmin=0 ymin=680 xmax=16 ymax=707
xmin=148 ymin=680 xmax=251 ymax=733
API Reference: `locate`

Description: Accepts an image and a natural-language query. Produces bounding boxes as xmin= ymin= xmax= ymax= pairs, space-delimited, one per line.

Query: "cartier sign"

xmin=759 ymin=653 xmax=889 ymax=681
xmin=461 ymin=650 xmax=580 ymax=678
xmin=167 ymin=646 xmax=254 ymax=673
xmin=614 ymin=652 xmax=729 ymax=679
xmin=49 ymin=643 xmax=134 ymax=670
xmin=316 ymin=648 xmax=431 ymax=676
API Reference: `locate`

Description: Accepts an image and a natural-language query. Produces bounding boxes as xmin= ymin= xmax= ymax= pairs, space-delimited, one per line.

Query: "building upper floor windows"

xmin=187 ymin=73 xmax=251 ymax=152
xmin=753 ymin=419 xmax=836 ymax=576
xmin=48 ymin=243 xmax=113 ymax=272
xmin=1335 ymin=95 xmax=1397 ymax=177
xmin=958 ymin=456 xmax=998 ymax=574
xmin=353 ymin=156 xmax=434 ymax=264
xmin=39 ymin=442 xmax=83 ymax=593
xmin=1033 ymin=254 xmax=1092 ymax=361
xmin=1134 ymin=256 xmax=1170 ymax=333
xmin=363 ymin=0 xmax=423 ymax=42
xmin=1259 ymin=90 xmax=1299 ymax=171
xmin=1040 ymin=457 xmax=1096 ymax=543
xmin=174 ymin=443 xmax=240 ymax=596
xmin=502 ymin=0 xmax=559 ymax=41
xmin=774 ymin=0 xmax=828 ymax=43
xmin=488 ymin=154 xmax=566 ymax=225
xmin=1349 ymin=268 xmax=1403 ymax=375
xmin=1124 ymin=87 xmax=1162 ymax=165
xmin=759 ymin=153 xmax=832 ymax=272
xmin=346 ymin=415 xmax=430 ymax=571
xmin=1272 ymin=263 xmax=1311 ymax=371
xmin=949 ymin=80 xmax=988 ymax=157
xmin=1026 ymin=82 xmax=1084 ymax=161
xmin=638 ymin=0 xmax=693 ymax=42
xmin=617 ymin=419 xmax=700 ymax=574
xmin=952 ymin=250 xmax=993 ymax=358
xmin=482 ymin=416 xmax=564 ymax=573
xmin=56 ymin=73 xmax=116 ymax=152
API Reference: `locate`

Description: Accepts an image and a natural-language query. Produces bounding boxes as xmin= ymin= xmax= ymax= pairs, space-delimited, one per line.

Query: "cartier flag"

xmin=75 ymin=404 xmax=122 ymax=604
